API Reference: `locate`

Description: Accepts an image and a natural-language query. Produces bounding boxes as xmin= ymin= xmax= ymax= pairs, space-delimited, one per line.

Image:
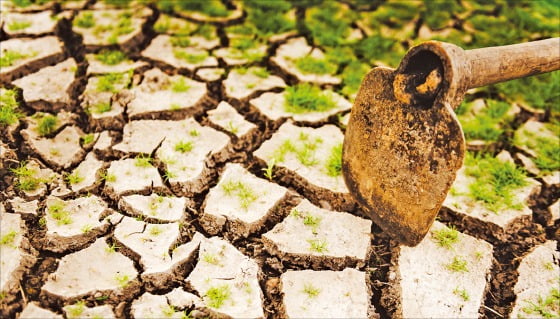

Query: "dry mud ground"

xmin=0 ymin=0 xmax=559 ymax=318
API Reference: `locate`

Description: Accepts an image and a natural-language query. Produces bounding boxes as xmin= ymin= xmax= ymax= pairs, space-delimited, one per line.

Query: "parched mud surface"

xmin=1 ymin=1 xmax=559 ymax=318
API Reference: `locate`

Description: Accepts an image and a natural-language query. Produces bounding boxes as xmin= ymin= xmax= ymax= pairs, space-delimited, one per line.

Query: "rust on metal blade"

xmin=342 ymin=66 xmax=465 ymax=246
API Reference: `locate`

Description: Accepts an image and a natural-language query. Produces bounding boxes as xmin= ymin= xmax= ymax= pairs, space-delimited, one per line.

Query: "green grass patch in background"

xmin=284 ymin=84 xmax=337 ymax=114
xmin=464 ymin=152 xmax=528 ymax=212
xmin=0 ymin=89 xmax=23 ymax=126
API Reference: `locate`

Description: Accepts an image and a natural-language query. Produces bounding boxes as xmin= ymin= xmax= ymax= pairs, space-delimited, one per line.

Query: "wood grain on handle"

xmin=466 ymin=37 xmax=560 ymax=89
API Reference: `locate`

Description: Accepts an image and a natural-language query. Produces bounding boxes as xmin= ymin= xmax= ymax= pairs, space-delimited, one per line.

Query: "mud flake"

xmin=63 ymin=303 xmax=115 ymax=319
xmin=119 ymin=194 xmax=187 ymax=222
xmin=104 ymin=158 xmax=164 ymax=198
xmin=186 ymin=236 xmax=264 ymax=318
xmin=12 ymin=59 xmax=76 ymax=111
xmin=25 ymin=126 xmax=86 ymax=169
xmin=281 ymin=268 xmax=370 ymax=318
xmin=42 ymin=237 xmax=138 ymax=298
xmin=201 ymin=163 xmax=287 ymax=237
xmin=127 ymin=68 xmax=207 ymax=117
xmin=142 ymin=35 xmax=218 ymax=71
xmin=398 ymin=221 xmax=493 ymax=318
xmin=0 ymin=36 xmax=63 ymax=77
xmin=224 ymin=67 xmax=286 ymax=100
xmin=271 ymin=37 xmax=340 ymax=85
xmin=19 ymin=303 xmax=62 ymax=319
xmin=207 ymin=101 xmax=257 ymax=137
xmin=510 ymin=240 xmax=559 ymax=319
xmin=263 ymin=199 xmax=371 ymax=266
xmin=250 ymin=90 xmax=351 ymax=123
xmin=44 ymin=195 xmax=110 ymax=238
xmin=2 ymin=11 xmax=57 ymax=35
xmin=254 ymin=122 xmax=348 ymax=193
xmin=68 ymin=152 xmax=104 ymax=193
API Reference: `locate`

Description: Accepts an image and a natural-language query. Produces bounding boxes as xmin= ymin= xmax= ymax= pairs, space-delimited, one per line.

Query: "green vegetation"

xmin=105 ymin=242 xmax=120 ymax=253
xmin=134 ymin=154 xmax=153 ymax=167
xmin=91 ymin=102 xmax=112 ymax=114
xmin=205 ymin=284 xmax=231 ymax=309
xmin=495 ymin=71 xmax=559 ymax=113
xmin=302 ymin=212 xmax=321 ymax=234
xmin=464 ymin=153 xmax=528 ymax=212
xmin=431 ymin=226 xmax=459 ymax=250
xmin=161 ymin=304 xmax=176 ymax=317
xmin=307 ymin=238 xmax=328 ymax=253
xmin=252 ymin=67 xmax=269 ymax=79
xmin=0 ymin=50 xmax=36 ymax=67
xmin=49 ymin=200 xmax=72 ymax=225
xmin=81 ymin=134 xmax=95 ymax=145
xmin=0 ymin=89 xmax=23 ymax=126
xmin=446 ymin=256 xmax=469 ymax=273
xmin=95 ymin=50 xmax=127 ymax=65
xmin=101 ymin=170 xmax=117 ymax=183
xmin=173 ymin=50 xmax=208 ymax=64
xmin=341 ymin=61 xmax=369 ymax=97
xmin=242 ymin=0 xmax=294 ymax=37
xmin=10 ymin=161 xmax=46 ymax=192
xmin=10 ymin=0 xmax=51 ymax=7
xmin=149 ymin=226 xmax=163 ymax=236
xmin=325 ymin=143 xmax=343 ymax=177
xmin=171 ymin=78 xmax=191 ymax=92
xmin=226 ymin=121 xmax=239 ymax=134
xmin=7 ymin=20 xmax=32 ymax=31
xmin=103 ymin=0 xmax=132 ymax=8
xmin=262 ymin=159 xmax=275 ymax=181
xmin=66 ymin=171 xmax=84 ymax=185
xmin=74 ymin=11 xmax=95 ymax=28
xmin=294 ymin=56 xmax=337 ymax=75
xmin=96 ymin=72 xmax=130 ymax=93
xmin=37 ymin=114 xmax=58 ymax=136
xmin=66 ymin=300 xmax=86 ymax=318
xmin=458 ymin=99 xmax=512 ymax=142
xmin=170 ymin=35 xmax=191 ymax=47
xmin=175 ymin=140 xmax=193 ymax=153
xmin=302 ymin=283 xmax=321 ymax=298
xmin=189 ymin=129 xmax=199 ymax=137
xmin=203 ymin=253 xmax=221 ymax=266
xmin=114 ymin=274 xmax=130 ymax=288
xmin=159 ymin=0 xmax=230 ymax=17
xmin=453 ymin=287 xmax=470 ymax=302
xmin=222 ymin=180 xmax=258 ymax=210
xmin=284 ymin=84 xmax=337 ymax=114
xmin=306 ymin=2 xmax=354 ymax=47
xmin=272 ymin=133 xmax=324 ymax=167
xmin=514 ymin=122 xmax=560 ymax=174
xmin=154 ymin=14 xmax=195 ymax=34
xmin=0 ymin=230 xmax=18 ymax=246
xmin=520 ymin=288 xmax=560 ymax=319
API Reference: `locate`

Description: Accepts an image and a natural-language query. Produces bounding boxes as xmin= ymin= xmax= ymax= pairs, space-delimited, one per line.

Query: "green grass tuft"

xmin=205 ymin=284 xmax=231 ymax=309
xmin=7 ymin=20 xmax=32 ymax=31
xmin=74 ymin=11 xmax=95 ymax=28
xmin=307 ymin=238 xmax=328 ymax=253
xmin=302 ymin=283 xmax=321 ymax=298
xmin=431 ymin=226 xmax=459 ymax=249
xmin=173 ymin=50 xmax=208 ymax=64
xmin=49 ymin=200 xmax=72 ymax=226
xmin=91 ymin=102 xmax=112 ymax=114
xmin=0 ymin=50 xmax=35 ymax=67
xmin=446 ymin=256 xmax=469 ymax=273
xmin=37 ymin=114 xmax=58 ymax=136
xmin=221 ymin=180 xmax=258 ymax=210
xmin=171 ymin=78 xmax=191 ymax=93
xmin=465 ymin=153 xmax=529 ymax=212
xmin=284 ymin=84 xmax=337 ymax=114
xmin=294 ymin=56 xmax=337 ymax=75
xmin=95 ymin=50 xmax=127 ymax=65
xmin=325 ymin=143 xmax=343 ymax=177
xmin=175 ymin=140 xmax=193 ymax=153
xmin=0 ymin=230 xmax=18 ymax=246
xmin=134 ymin=154 xmax=153 ymax=167
xmin=66 ymin=171 xmax=84 ymax=185
xmin=0 ymin=89 xmax=23 ymax=126
xmin=520 ymin=287 xmax=560 ymax=319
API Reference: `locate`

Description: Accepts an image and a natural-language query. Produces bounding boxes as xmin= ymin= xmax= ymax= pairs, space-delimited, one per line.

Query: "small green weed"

xmin=205 ymin=284 xmax=231 ymax=309
xmin=325 ymin=143 xmax=342 ymax=177
xmin=66 ymin=171 xmax=84 ymax=185
xmin=453 ymin=287 xmax=470 ymax=301
xmin=114 ymin=274 xmax=130 ymax=288
xmin=252 ymin=67 xmax=269 ymax=78
xmin=520 ymin=288 xmax=560 ymax=319
xmin=173 ymin=50 xmax=208 ymax=64
xmin=100 ymin=170 xmax=117 ymax=183
xmin=465 ymin=153 xmax=528 ymax=212
xmin=0 ymin=89 xmax=23 ymax=126
xmin=7 ymin=20 xmax=31 ymax=31
xmin=95 ymin=50 xmax=127 ymax=65
xmin=221 ymin=180 xmax=258 ymax=210
xmin=284 ymin=83 xmax=337 ymax=114
xmin=431 ymin=226 xmax=459 ymax=250
xmin=170 ymin=35 xmax=191 ymax=47
xmin=91 ymin=102 xmax=112 ymax=114
xmin=446 ymin=256 xmax=469 ymax=273
xmin=37 ymin=114 xmax=58 ymax=135
xmin=66 ymin=300 xmax=86 ymax=318
xmin=0 ymin=230 xmax=18 ymax=246
xmin=161 ymin=304 xmax=176 ymax=317
xmin=0 ymin=50 xmax=34 ymax=67
xmin=171 ymin=78 xmax=191 ymax=92
xmin=49 ymin=200 xmax=72 ymax=226
xmin=294 ymin=56 xmax=337 ymax=75
xmin=302 ymin=213 xmax=321 ymax=234
xmin=203 ymin=253 xmax=221 ymax=265
xmin=96 ymin=72 xmax=127 ymax=92
xmin=134 ymin=154 xmax=153 ymax=167
xmin=262 ymin=159 xmax=275 ymax=181
xmin=189 ymin=129 xmax=200 ymax=137
xmin=149 ymin=226 xmax=163 ymax=236
xmin=74 ymin=11 xmax=95 ymax=28
xmin=307 ymin=238 xmax=328 ymax=253
xmin=175 ymin=140 xmax=193 ymax=153
xmin=81 ymin=134 xmax=95 ymax=145
xmin=302 ymin=283 xmax=321 ymax=298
